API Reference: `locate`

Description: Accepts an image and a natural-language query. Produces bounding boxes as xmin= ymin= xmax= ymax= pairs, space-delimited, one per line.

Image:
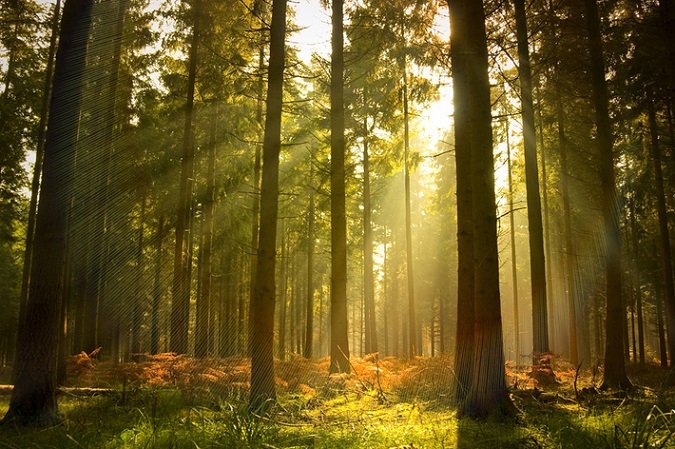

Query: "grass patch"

xmin=0 ymin=358 xmax=674 ymax=448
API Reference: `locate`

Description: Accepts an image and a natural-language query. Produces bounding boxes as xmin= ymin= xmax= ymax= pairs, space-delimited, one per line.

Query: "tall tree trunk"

xmin=2 ymin=0 xmax=94 ymax=426
xmin=513 ymin=0 xmax=549 ymax=362
xmin=402 ymin=67 xmax=417 ymax=357
xmin=249 ymin=0 xmax=287 ymax=409
xmin=195 ymin=110 xmax=217 ymax=358
xmin=304 ymin=164 xmax=315 ymax=359
xmin=557 ymin=93 xmax=579 ymax=367
xmin=170 ymin=0 xmax=201 ymax=355
xmin=363 ymin=116 xmax=377 ymax=355
xmin=19 ymin=0 xmax=61 ymax=325
xmin=506 ymin=122 xmax=520 ymax=368
xmin=629 ymin=196 xmax=645 ymax=364
xmin=448 ymin=0 xmax=475 ymax=407
xmin=459 ymin=0 xmax=515 ymax=418
xmin=329 ymin=0 xmax=350 ymax=374
xmin=583 ymin=0 xmax=631 ymax=390
xmin=647 ymin=90 xmax=675 ymax=366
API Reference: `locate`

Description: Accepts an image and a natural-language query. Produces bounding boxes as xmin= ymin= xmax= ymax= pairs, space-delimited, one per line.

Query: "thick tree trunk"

xmin=19 ymin=0 xmax=61 ymax=326
xmin=583 ymin=0 xmax=631 ymax=390
xmin=449 ymin=0 xmax=475 ymax=408
xmin=329 ymin=0 xmax=350 ymax=374
xmin=249 ymin=0 xmax=286 ymax=409
xmin=2 ymin=0 xmax=94 ymax=426
xmin=170 ymin=0 xmax=201 ymax=355
xmin=459 ymin=0 xmax=515 ymax=418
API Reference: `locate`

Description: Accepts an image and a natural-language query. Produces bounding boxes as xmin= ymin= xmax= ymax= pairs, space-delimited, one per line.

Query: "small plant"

xmin=612 ymin=405 xmax=675 ymax=449
xmin=220 ymin=402 xmax=279 ymax=448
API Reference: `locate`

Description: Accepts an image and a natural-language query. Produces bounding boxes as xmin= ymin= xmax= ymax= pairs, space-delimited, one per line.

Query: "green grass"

xmin=1 ymin=369 xmax=674 ymax=448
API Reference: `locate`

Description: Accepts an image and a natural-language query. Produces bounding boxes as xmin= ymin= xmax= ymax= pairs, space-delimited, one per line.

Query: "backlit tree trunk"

xmin=2 ymin=0 xmax=94 ymax=426
xmin=647 ymin=89 xmax=675 ymax=366
xmin=250 ymin=0 xmax=287 ymax=409
xmin=583 ymin=0 xmax=631 ymax=390
xmin=448 ymin=0 xmax=475 ymax=407
xmin=513 ymin=0 xmax=549 ymax=363
xmin=170 ymin=0 xmax=201 ymax=355
xmin=329 ymin=0 xmax=350 ymax=374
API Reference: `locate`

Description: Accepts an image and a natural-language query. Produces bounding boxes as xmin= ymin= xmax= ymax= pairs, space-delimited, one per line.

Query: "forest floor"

xmin=0 ymin=353 xmax=674 ymax=448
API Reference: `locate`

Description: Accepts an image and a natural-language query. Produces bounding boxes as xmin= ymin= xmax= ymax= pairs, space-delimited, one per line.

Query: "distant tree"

xmin=512 ymin=0 xmax=549 ymax=364
xmin=170 ymin=0 xmax=201 ymax=355
xmin=1 ymin=0 xmax=94 ymax=426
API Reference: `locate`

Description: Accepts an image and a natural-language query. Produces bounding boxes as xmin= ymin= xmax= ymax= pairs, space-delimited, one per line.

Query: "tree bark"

xmin=249 ymin=0 xmax=287 ymax=409
xmin=513 ymin=0 xmax=549 ymax=363
xmin=448 ymin=0 xmax=475 ymax=408
xmin=557 ymin=93 xmax=579 ymax=367
xmin=329 ymin=0 xmax=350 ymax=374
xmin=459 ymin=0 xmax=515 ymax=418
xmin=195 ymin=110 xmax=217 ymax=358
xmin=2 ymin=0 xmax=94 ymax=426
xmin=170 ymin=0 xmax=201 ymax=355
xmin=583 ymin=0 xmax=631 ymax=390
xmin=304 ymin=164 xmax=316 ymax=359
xmin=506 ymin=122 xmax=520 ymax=367
xmin=647 ymin=89 xmax=675 ymax=366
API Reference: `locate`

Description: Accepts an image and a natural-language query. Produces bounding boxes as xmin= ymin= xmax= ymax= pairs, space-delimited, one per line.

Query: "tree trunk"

xmin=402 ymin=67 xmax=417 ymax=358
xmin=459 ymin=0 xmax=515 ymax=418
xmin=151 ymin=217 xmax=164 ymax=355
xmin=304 ymin=164 xmax=315 ymax=359
xmin=329 ymin=0 xmax=350 ymax=374
xmin=2 ymin=0 xmax=94 ymax=426
xmin=513 ymin=0 xmax=549 ymax=363
xmin=363 ymin=116 xmax=377 ymax=355
xmin=195 ymin=110 xmax=217 ymax=358
xmin=557 ymin=93 xmax=579 ymax=367
xmin=278 ymin=220 xmax=288 ymax=359
xmin=132 ymin=197 xmax=146 ymax=355
xmin=170 ymin=0 xmax=201 ymax=355
xmin=249 ymin=0 xmax=286 ymax=410
xmin=583 ymin=0 xmax=631 ymax=390
xmin=448 ymin=0 xmax=475 ymax=408
xmin=506 ymin=122 xmax=520 ymax=368
xmin=19 ymin=0 xmax=61 ymax=327
xmin=647 ymin=90 xmax=675 ymax=366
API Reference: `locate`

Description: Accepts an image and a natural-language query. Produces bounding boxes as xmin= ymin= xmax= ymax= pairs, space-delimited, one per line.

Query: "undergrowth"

xmin=0 ymin=354 xmax=673 ymax=448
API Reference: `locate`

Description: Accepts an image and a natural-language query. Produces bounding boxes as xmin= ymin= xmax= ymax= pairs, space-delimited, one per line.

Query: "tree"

xmin=249 ymin=0 xmax=287 ymax=409
xmin=583 ymin=0 xmax=631 ymax=390
xmin=1 ymin=0 xmax=94 ymax=426
xmin=329 ymin=0 xmax=350 ymax=374
xmin=449 ymin=0 xmax=474 ymax=407
xmin=452 ymin=0 xmax=516 ymax=418
xmin=170 ymin=0 xmax=201 ymax=355
xmin=513 ymin=0 xmax=549 ymax=364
